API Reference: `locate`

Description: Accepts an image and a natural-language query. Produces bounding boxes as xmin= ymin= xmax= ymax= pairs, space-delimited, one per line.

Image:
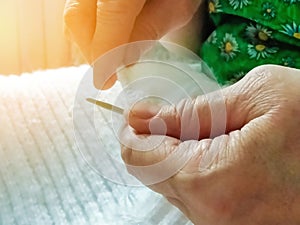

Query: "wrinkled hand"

xmin=120 ymin=65 xmax=300 ymax=225
xmin=64 ymin=0 xmax=201 ymax=89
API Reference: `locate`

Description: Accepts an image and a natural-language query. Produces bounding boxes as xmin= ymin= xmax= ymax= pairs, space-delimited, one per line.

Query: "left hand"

xmin=119 ymin=65 xmax=300 ymax=225
xmin=63 ymin=0 xmax=202 ymax=89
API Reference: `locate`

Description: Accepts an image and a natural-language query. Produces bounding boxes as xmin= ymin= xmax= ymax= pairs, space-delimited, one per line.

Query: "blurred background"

xmin=0 ymin=0 xmax=85 ymax=75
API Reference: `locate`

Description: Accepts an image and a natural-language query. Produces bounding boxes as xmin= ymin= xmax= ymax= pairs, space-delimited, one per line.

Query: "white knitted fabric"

xmin=0 ymin=65 xmax=192 ymax=225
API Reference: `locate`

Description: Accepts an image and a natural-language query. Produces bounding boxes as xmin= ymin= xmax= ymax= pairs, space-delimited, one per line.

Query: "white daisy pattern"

xmin=281 ymin=22 xmax=300 ymax=39
xmin=248 ymin=44 xmax=278 ymax=59
xmin=219 ymin=33 xmax=240 ymax=61
xmin=261 ymin=2 xmax=276 ymax=20
xmin=283 ymin=0 xmax=300 ymax=3
xmin=208 ymin=0 xmax=223 ymax=13
xmin=233 ymin=71 xmax=246 ymax=80
xmin=281 ymin=57 xmax=296 ymax=67
xmin=207 ymin=31 xmax=218 ymax=44
xmin=225 ymin=71 xmax=246 ymax=85
xmin=228 ymin=0 xmax=252 ymax=10
xmin=246 ymin=24 xmax=273 ymax=42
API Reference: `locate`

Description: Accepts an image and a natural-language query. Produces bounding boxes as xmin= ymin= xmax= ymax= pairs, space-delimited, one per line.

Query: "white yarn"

xmin=0 ymin=66 xmax=192 ymax=225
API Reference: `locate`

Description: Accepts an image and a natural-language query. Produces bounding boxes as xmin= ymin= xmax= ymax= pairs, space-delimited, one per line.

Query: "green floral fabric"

xmin=200 ymin=0 xmax=300 ymax=85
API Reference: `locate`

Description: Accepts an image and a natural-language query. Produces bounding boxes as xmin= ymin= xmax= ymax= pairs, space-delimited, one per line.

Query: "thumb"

xmin=128 ymin=67 xmax=274 ymax=141
xmin=120 ymin=114 xmax=274 ymax=186
xmin=127 ymin=89 xmax=238 ymax=141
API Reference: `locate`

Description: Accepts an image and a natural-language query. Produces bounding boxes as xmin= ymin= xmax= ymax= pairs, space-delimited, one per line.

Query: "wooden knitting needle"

xmin=86 ymin=98 xmax=124 ymax=114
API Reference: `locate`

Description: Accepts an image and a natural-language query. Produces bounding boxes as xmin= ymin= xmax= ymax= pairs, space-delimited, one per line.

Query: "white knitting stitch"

xmin=0 ymin=65 xmax=192 ymax=225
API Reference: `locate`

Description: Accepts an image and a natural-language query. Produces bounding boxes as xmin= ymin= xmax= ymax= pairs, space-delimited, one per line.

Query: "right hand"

xmin=120 ymin=65 xmax=300 ymax=224
xmin=63 ymin=0 xmax=202 ymax=89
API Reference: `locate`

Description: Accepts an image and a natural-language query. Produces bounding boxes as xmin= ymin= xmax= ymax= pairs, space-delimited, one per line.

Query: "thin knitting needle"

xmin=86 ymin=98 xmax=124 ymax=114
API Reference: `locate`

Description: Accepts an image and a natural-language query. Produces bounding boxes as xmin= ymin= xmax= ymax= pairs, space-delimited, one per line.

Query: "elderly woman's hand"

xmin=64 ymin=0 xmax=202 ymax=89
xmin=120 ymin=65 xmax=300 ymax=225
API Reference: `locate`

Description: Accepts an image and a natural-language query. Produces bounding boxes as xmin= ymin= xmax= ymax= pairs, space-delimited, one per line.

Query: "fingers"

xmin=120 ymin=126 xmax=233 ymax=224
xmin=128 ymin=66 xmax=280 ymax=140
xmin=119 ymin=65 xmax=298 ymax=224
xmin=92 ymin=0 xmax=146 ymax=59
xmin=121 ymin=0 xmax=202 ymax=65
xmin=120 ymin=0 xmax=203 ymax=67
xmin=120 ymin=113 xmax=276 ymax=200
xmin=120 ymin=125 xmax=226 ymax=195
xmin=65 ymin=0 xmax=146 ymax=89
xmin=123 ymin=64 xmax=289 ymax=186
xmin=120 ymin=124 xmax=180 ymax=166
xmin=92 ymin=0 xmax=201 ymax=89
xmin=128 ymin=90 xmax=231 ymax=141
xmin=92 ymin=0 xmax=146 ymax=89
xmin=65 ymin=0 xmax=201 ymax=90
xmin=64 ymin=0 xmax=97 ymax=57
xmin=120 ymin=124 xmax=203 ymax=185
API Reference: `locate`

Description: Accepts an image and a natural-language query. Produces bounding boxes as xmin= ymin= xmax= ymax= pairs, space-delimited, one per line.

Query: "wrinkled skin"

xmin=64 ymin=0 xmax=202 ymax=89
xmin=64 ymin=1 xmax=300 ymax=223
xmin=120 ymin=65 xmax=300 ymax=225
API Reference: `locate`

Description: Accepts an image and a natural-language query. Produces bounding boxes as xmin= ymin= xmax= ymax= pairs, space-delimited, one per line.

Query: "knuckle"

xmin=158 ymin=104 xmax=181 ymax=131
xmin=246 ymin=65 xmax=271 ymax=81
xmin=239 ymin=65 xmax=274 ymax=96
xmin=245 ymin=64 xmax=281 ymax=85
xmin=158 ymin=104 xmax=178 ymax=120
xmin=176 ymin=98 xmax=195 ymax=116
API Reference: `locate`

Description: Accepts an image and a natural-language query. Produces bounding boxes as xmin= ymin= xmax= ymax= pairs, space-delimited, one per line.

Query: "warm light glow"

xmin=0 ymin=0 xmax=82 ymax=75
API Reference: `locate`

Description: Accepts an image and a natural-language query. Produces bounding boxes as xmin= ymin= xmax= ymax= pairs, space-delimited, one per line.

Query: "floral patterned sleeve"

xmin=200 ymin=0 xmax=300 ymax=85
